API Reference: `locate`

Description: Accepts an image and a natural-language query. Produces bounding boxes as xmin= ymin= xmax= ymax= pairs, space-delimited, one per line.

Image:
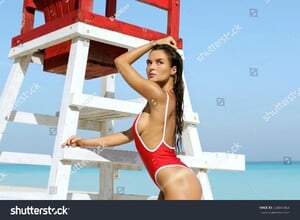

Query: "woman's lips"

xmin=148 ymin=72 xmax=156 ymax=78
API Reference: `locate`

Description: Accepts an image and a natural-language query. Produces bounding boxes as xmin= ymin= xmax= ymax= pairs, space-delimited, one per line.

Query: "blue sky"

xmin=0 ymin=0 xmax=300 ymax=162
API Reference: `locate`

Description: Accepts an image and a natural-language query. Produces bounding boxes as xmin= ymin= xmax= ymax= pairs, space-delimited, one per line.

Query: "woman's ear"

xmin=171 ymin=66 xmax=177 ymax=76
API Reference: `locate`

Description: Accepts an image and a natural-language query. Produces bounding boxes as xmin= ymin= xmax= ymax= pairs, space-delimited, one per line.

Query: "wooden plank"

xmin=21 ymin=0 xmax=36 ymax=33
xmin=9 ymin=21 xmax=182 ymax=60
xmin=11 ymin=11 xmax=182 ymax=49
xmin=70 ymin=93 xmax=144 ymax=118
xmin=7 ymin=111 xmax=101 ymax=131
xmin=179 ymin=153 xmax=246 ymax=171
xmin=8 ymin=111 xmax=58 ymax=126
xmin=62 ymin=148 xmax=142 ymax=170
xmin=105 ymin=0 xmax=116 ymax=17
xmin=11 ymin=11 xmax=80 ymax=48
xmin=48 ymin=0 xmax=58 ymax=21
xmin=79 ymin=0 xmax=94 ymax=12
xmin=54 ymin=0 xmax=64 ymax=18
xmin=136 ymin=0 xmax=180 ymax=38
xmin=61 ymin=0 xmax=73 ymax=14
xmin=167 ymin=0 xmax=180 ymax=37
xmin=0 ymin=152 xmax=52 ymax=166
xmin=136 ymin=0 xmax=168 ymax=10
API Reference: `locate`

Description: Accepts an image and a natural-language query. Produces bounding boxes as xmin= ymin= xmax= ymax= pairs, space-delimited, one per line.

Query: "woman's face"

xmin=146 ymin=49 xmax=176 ymax=83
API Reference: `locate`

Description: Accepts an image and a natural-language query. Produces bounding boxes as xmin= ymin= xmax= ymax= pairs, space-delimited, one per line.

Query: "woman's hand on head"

xmin=62 ymin=135 xmax=83 ymax=147
xmin=155 ymin=36 xmax=178 ymax=49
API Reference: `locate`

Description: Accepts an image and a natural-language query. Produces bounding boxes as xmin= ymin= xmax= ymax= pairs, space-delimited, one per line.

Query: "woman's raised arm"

xmin=114 ymin=36 xmax=177 ymax=101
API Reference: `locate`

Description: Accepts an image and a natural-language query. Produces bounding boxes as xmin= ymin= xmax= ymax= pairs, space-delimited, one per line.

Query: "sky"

xmin=0 ymin=0 xmax=300 ymax=162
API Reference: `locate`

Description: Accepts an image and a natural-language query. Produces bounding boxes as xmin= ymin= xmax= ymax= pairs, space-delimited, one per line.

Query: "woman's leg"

xmin=156 ymin=166 xmax=202 ymax=200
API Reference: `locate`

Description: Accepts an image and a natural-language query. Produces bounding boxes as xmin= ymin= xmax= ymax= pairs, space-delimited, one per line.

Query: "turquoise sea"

xmin=0 ymin=162 xmax=299 ymax=200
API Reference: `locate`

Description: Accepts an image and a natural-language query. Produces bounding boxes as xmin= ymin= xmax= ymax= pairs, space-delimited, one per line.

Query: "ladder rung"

xmin=62 ymin=148 xmax=143 ymax=171
xmin=70 ymin=93 xmax=144 ymax=121
xmin=0 ymin=152 xmax=52 ymax=166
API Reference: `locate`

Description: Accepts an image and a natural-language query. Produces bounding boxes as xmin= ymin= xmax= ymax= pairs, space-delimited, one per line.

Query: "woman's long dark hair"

xmin=151 ymin=44 xmax=184 ymax=154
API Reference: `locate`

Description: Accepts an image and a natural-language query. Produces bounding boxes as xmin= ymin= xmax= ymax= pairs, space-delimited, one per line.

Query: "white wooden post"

xmin=47 ymin=38 xmax=90 ymax=199
xmin=179 ymin=48 xmax=214 ymax=200
xmin=98 ymin=74 xmax=116 ymax=199
xmin=100 ymin=74 xmax=115 ymax=136
xmin=0 ymin=55 xmax=32 ymax=141
xmin=98 ymin=163 xmax=114 ymax=200
xmin=182 ymin=72 xmax=214 ymax=200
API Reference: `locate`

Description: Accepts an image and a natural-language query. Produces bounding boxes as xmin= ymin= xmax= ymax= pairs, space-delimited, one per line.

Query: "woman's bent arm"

xmin=62 ymin=127 xmax=133 ymax=148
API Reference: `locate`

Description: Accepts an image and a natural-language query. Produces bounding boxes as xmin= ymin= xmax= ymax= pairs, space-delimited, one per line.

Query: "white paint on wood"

xmin=0 ymin=55 xmax=31 ymax=140
xmin=0 ymin=152 xmax=51 ymax=166
xmin=9 ymin=22 xmax=149 ymax=59
xmin=47 ymin=38 xmax=90 ymax=199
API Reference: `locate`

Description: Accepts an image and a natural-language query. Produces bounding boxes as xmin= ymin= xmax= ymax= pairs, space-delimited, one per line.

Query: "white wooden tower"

xmin=0 ymin=0 xmax=245 ymax=200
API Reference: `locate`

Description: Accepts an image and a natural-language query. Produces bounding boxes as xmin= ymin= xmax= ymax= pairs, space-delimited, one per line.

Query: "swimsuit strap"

xmin=161 ymin=92 xmax=170 ymax=141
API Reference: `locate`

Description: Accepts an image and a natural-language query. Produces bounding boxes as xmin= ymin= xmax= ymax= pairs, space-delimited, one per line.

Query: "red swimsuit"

xmin=132 ymin=92 xmax=187 ymax=187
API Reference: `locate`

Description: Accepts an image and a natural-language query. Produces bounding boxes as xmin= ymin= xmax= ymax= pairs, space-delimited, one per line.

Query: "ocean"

xmin=0 ymin=161 xmax=299 ymax=200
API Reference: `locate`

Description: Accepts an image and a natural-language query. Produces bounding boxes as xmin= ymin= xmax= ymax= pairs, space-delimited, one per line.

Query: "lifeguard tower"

xmin=0 ymin=0 xmax=245 ymax=200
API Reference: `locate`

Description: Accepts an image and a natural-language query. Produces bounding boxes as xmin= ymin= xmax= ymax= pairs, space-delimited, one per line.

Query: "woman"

xmin=63 ymin=36 xmax=202 ymax=200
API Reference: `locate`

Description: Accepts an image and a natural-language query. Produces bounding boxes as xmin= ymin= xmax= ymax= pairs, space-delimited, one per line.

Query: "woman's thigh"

xmin=156 ymin=166 xmax=202 ymax=200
